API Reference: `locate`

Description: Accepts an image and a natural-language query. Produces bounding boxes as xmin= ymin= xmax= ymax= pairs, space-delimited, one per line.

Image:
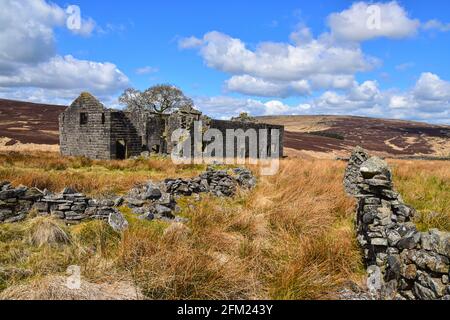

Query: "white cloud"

xmin=70 ymin=17 xmax=97 ymax=37
xmin=196 ymin=73 xmax=450 ymax=124
xmin=0 ymin=55 xmax=129 ymax=94
xmin=225 ymin=75 xmax=311 ymax=97
xmin=193 ymin=96 xmax=310 ymax=119
xmin=135 ymin=66 xmax=159 ymax=75
xmin=178 ymin=36 xmax=204 ymax=49
xmin=413 ymin=72 xmax=450 ymax=101
xmin=180 ymin=30 xmax=378 ymax=97
xmin=328 ymin=1 xmax=420 ymax=42
xmin=422 ymin=19 xmax=450 ymax=32
xmin=0 ymin=0 xmax=128 ymax=105
xmin=313 ymin=73 xmax=450 ymax=121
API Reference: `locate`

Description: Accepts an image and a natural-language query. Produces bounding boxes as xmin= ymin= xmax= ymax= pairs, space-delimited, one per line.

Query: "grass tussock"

xmin=0 ymin=151 xmax=448 ymax=299
xmin=26 ymin=216 xmax=71 ymax=247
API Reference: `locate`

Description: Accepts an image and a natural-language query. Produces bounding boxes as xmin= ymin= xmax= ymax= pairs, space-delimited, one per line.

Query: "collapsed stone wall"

xmin=0 ymin=167 xmax=256 ymax=229
xmin=344 ymin=147 xmax=450 ymax=300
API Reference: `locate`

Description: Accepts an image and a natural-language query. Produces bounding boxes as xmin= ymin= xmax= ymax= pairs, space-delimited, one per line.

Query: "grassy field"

xmin=0 ymin=152 xmax=448 ymax=299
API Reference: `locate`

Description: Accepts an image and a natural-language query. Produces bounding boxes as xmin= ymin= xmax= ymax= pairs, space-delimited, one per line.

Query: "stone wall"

xmin=0 ymin=167 xmax=256 ymax=228
xmin=59 ymin=93 xmax=111 ymax=159
xmin=344 ymin=147 xmax=450 ymax=300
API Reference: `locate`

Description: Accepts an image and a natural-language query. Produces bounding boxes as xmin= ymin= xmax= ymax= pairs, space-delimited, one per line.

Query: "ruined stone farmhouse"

xmin=59 ymin=92 xmax=284 ymax=160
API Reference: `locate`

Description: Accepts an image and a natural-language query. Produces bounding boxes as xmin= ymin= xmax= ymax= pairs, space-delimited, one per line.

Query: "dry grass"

xmin=389 ymin=159 xmax=450 ymax=231
xmin=0 ymin=152 xmax=448 ymax=299
xmin=0 ymin=151 xmax=206 ymax=196
xmin=26 ymin=216 xmax=71 ymax=247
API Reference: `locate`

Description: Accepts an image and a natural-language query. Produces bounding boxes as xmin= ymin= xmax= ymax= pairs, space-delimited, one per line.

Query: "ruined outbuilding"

xmin=59 ymin=92 xmax=284 ymax=160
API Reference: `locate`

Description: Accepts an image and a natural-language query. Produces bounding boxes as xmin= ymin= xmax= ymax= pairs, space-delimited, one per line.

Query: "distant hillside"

xmin=256 ymin=115 xmax=450 ymax=158
xmin=0 ymin=98 xmax=65 ymax=146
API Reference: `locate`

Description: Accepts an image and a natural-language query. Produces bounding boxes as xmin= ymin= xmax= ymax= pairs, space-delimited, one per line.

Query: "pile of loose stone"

xmin=124 ymin=166 xmax=256 ymax=221
xmin=0 ymin=182 xmax=127 ymax=231
xmin=344 ymin=147 xmax=450 ymax=300
xmin=0 ymin=167 xmax=256 ymax=230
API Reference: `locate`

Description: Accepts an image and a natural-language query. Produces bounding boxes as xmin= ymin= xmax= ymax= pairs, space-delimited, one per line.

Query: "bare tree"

xmin=119 ymin=84 xmax=193 ymax=114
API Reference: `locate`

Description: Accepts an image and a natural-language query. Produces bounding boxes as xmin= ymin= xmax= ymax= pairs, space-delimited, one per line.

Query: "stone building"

xmin=59 ymin=92 xmax=284 ymax=160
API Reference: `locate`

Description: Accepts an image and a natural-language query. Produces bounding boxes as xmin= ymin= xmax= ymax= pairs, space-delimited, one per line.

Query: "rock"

xmin=33 ymin=202 xmax=48 ymax=212
xmin=404 ymin=250 xmax=449 ymax=274
xmin=371 ymin=238 xmax=388 ymax=246
xmin=71 ymin=204 xmax=87 ymax=212
xmin=393 ymin=204 xmax=413 ymax=218
xmin=51 ymin=211 xmax=65 ymax=219
xmin=397 ymin=230 xmax=421 ymax=250
xmin=138 ymin=212 xmax=154 ymax=221
xmin=443 ymin=275 xmax=449 ymax=285
xmin=62 ymin=187 xmax=77 ymax=194
xmin=421 ymin=229 xmax=450 ymax=258
xmin=359 ymin=157 xmax=391 ymax=180
xmin=126 ymin=198 xmax=145 ymax=208
xmin=64 ymin=211 xmax=86 ymax=221
xmin=113 ymin=196 xmax=124 ymax=207
xmin=413 ymin=282 xmax=436 ymax=300
xmin=84 ymin=207 xmax=97 ymax=216
xmin=417 ymin=271 xmax=447 ymax=298
xmin=366 ymin=265 xmax=382 ymax=296
xmin=22 ymin=187 xmax=44 ymax=200
xmin=387 ymin=230 xmax=402 ymax=246
xmin=154 ymin=204 xmax=173 ymax=218
xmin=401 ymin=264 xmax=417 ymax=280
xmin=0 ymin=189 xmax=19 ymax=200
xmin=108 ymin=210 xmax=128 ymax=232
xmin=4 ymin=214 xmax=26 ymax=223
xmin=142 ymin=186 xmax=162 ymax=200
xmin=386 ymin=255 xmax=401 ymax=280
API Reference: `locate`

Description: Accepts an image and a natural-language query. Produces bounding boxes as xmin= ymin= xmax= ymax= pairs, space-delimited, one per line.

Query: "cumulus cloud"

xmin=225 ymin=75 xmax=311 ymax=97
xmin=193 ymin=96 xmax=310 ymax=119
xmin=328 ymin=1 xmax=420 ymax=42
xmin=0 ymin=55 xmax=129 ymax=95
xmin=413 ymin=72 xmax=450 ymax=101
xmin=0 ymin=0 xmax=128 ymax=104
xmin=313 ymin=73 xmax=450 ymax=121
xmin=180 ymin=30 xmax=378 ymax=97
xmin=196 ymin=73 xmax=450 ymax=124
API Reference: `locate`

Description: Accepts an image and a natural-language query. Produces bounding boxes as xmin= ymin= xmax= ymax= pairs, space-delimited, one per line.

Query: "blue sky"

xmin=0 ymin=0 xmax=449 ymax=123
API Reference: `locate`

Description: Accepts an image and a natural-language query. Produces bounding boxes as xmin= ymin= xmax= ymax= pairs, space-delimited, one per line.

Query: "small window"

xmin=180 ymin=116 xmax=187 ymax=129
xmin=80 ymin=113 xmax=88 ymax=125
xmin=101 ymin=113 xmax=105 ymax=124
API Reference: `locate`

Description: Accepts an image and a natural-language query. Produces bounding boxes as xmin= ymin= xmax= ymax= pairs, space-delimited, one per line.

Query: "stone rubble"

xmin=123 ymin=166 xmax=256 ymax=222
xmin=344 ymin=147 xmax=450 ymax=300
xmin=0 ymin=166 xmax=256 ymax=230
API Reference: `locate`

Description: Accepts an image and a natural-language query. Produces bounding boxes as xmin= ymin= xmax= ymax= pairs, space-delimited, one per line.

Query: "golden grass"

xmin=0 ymin=151 xmax=206 ymax=196
xmin=0 ymin=151 xmax=448 ymax=299
xmin=389 ymin=159 xmax=450 ymax=231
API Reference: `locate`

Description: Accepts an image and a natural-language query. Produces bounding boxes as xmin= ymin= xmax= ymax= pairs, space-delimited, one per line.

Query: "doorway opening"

xmin=116 ymin=139 xmax=127 ymax=160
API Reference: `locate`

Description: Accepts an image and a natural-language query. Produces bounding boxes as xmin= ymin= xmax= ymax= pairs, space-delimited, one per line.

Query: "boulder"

xmin=108 ymin=210 xmax=128 ymax=232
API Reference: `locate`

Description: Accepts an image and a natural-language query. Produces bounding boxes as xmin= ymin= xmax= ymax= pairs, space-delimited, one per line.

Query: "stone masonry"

xmin=344 ymin=147 xmax=450 ymax=300
xmin=60 ymin=92 xmax=284 ymax=160
xmin=0 ymin=167 xmax=256 ymax=228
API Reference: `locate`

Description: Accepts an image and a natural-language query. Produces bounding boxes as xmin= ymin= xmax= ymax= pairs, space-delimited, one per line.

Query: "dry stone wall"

xmin=0 ymin=167 xmax=256 ymax=230
xmin=344 ymin=147 xmax=450 ymax=300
